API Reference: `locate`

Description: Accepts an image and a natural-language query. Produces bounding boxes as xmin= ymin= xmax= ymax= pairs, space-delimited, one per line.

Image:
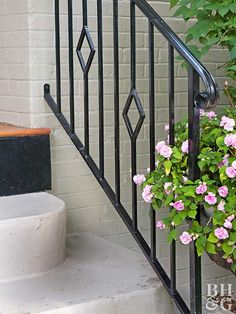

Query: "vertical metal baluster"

xmin=188 ymin=67 xmax=202 ymax=314
xmin=130 ymin=1 xmax=136 ymax=91
xmin=55 ymin=0 xmax=61 ymax=113
xmin=97 ymin=0 xmax=104 ymax=177
xmin=130 ymin=0 xmax=137 ymax=231
xmin=68 ymin=0 xmax=75 ymax=133
xmin=82 ymin=0 xmax=89 ymax=152
xmin=149 ymin=21 xmax=156 ymax=260
xmin=82 ymin=0 xmax=88 ymax=26
xmin=113 ymin=0 xmax=120 ymax=203
xmin=169 ymin=43 xmax=176 ymax=293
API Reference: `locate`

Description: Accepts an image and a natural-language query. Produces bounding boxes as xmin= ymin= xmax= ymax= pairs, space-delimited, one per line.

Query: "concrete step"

xmin=0 ymin=233 xmax=173 ymax=314
xmin=0 ymin=192 xmax=66 ymax=282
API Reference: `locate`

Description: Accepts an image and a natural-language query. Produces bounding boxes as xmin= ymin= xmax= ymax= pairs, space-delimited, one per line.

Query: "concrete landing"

xmin=0 ymin=233 xmax=173 ymax=314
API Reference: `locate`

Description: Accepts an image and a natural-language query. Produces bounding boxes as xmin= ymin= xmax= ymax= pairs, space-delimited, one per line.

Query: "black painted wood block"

xmin=0 ymin=135 xmax=51 ymax=196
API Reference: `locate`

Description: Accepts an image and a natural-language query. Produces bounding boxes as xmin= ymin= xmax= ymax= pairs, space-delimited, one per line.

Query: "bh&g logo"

xmin=206 ymin=284 xmax=232 ymax=311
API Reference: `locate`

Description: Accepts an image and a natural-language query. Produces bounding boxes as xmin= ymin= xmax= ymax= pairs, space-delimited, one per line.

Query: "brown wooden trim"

xmin=0 ymin=123 xmax=51 ymax=138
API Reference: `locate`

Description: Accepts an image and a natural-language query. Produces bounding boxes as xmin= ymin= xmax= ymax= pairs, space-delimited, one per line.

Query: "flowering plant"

xmin=134 ymin=108 xmax=236 ymax=273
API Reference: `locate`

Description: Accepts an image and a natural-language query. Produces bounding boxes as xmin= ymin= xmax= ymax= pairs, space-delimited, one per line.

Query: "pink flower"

xmin=142 ymin=185 xmax=154 ymax=204
xmin=164 ymin=182 xmax=172 ymax=195
xmin=226 ymin=166 xmax=236 ymax=178
xmin=155 ymin=141 xmax=165 ymax=153
xmin=206 ymin=111 xmax=217 ymax=119
xmin=170 ymin=200 xmax=184 ymax=211
xmin=165 ymin=124 xmax=169 ymax=132
xmin=159 ymin=145 xmax=172 ymax=158
xmin=205 ymin=192 xmax=217 ymax=205
xmin=180 ymin=231 xmax=192 ymax=245
xmin=224 ymin=134 xmax=236 ymax=148
xmin=214 ymin=227 xmax=229 ymax=240
xmin=133 ymin=174 xmax=146 ymax=185
xmin=218 ymin=154 xmax=229 ymax=168
xmin=218 ymin=186 xmax=228 ymax=198
xmin=181 ymin=140 xmax=189 ymax=154
xmin=200 ymin=109 xmax=206 ymax=117
xmin=183 ymin=176 xmax=188 ymax=183
xmin=224 ymin=219 xmax=232 ymax=229
xmin=220 ymin=116 xmax=235 ymax=132
xmin=196 ymin=182 xmax=207 ymax=195
xmin=217 ymin=200 xmax=225 ymax=212
xmin=143 ymin=185 xmax=152 ymax=194
xmin=227 ymin=258 xmax=233 ymax=264
xmin=156 ymin=221 xmax=165 ymax=230
xmin=227 ymin=214 xmax=235 ymax=222
xmin=232 ymin=161 xmax=236 ymax=169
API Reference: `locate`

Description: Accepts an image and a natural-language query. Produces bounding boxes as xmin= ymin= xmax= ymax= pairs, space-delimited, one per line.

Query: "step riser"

xmin=0 ymin=135 xmax=51 ymax=196
xmin=0 ymin=193 xmax=66 ymax=282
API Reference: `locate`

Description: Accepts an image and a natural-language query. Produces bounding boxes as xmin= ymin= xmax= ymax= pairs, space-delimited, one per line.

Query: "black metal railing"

xmin=44 ymin=0 xmax=219 ymax=313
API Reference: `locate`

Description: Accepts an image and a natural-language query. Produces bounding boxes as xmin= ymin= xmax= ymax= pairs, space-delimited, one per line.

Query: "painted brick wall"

xmin=0 ymin=0 xmax=31 ymax=125
xmin=0 ymin=0 xmax=235 ymax=304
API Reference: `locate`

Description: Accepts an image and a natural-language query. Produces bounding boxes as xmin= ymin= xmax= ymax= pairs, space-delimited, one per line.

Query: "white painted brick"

xmin=0 ymin=33 xmax=5 ymax=48
xmin=0 ymin=48 xmax=19 ymax=63
xmin=8 ymin=64 xmax=29 ymax=80
xmin=0 ymin=96 xmax=31 ymax=112
xmin=6 ymin=31 xmax=29 ymax=48
xmin=29 ymin=0 xmax=53 ymax=14
xmin=5 ymin=0 xmax=28 ymax=14
xmin=0 ymin=0 xmax=5 ymax=16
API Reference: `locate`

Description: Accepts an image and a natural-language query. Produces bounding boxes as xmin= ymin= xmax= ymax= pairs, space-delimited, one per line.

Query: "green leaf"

xmin=206 ymin=241 xmax=216 ymax=254
xmin=184 ymin=190 xmax=196 ymax=198
xmin=170 ymin=0 xmax=179 ymax=8
xmin=173 ymin=148 xmax=182 ymax=160
xmin=230 ymin=231 xmax=236 ymax=242
xmin=196 ymin=236 xmax=206 ymax=256
xmin=155 ymin=192 xmax=164 ymax=201
xmin=203 ymin=226 xmax=212 ymax=234
xmin=188 ymin=209 xmax=197 ymax=219
xmin=233 ymin=220 xmax=236 ymax=231
xmin=189 ymin=203 xmax=197 ymax=210
xmin=222 ymin=242 xmax=233 ymax=256
xmin=216 ymin=136 xmax=225 ymax=149
xmin=231 ymin=263 xmax=236 ymax=274
xmin=178 ymin=210 xmax=188 ymax=220
xmin=208 ymin=232 xmax=219 ymax=244
xmin=209 ymin=165 xmax=216 ymax=173
xmin=198 ymin=160 xmax=205 ymax=171
xmin=230 ymin=46 xmax=236 ymax=59
xmin=218 ymin=7 xmax=229 ymax=17
xmin=173 ymin=214 xmax=183 ymax=226
xmin=164 ymin=160 xmax=172 ymax=175
xmin=167 ymin=228 xmax=177 ymax=243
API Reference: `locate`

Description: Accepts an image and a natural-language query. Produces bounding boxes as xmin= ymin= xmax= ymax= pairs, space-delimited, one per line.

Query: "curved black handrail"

xmin=134 ymin=0 xmax=219 ymax=108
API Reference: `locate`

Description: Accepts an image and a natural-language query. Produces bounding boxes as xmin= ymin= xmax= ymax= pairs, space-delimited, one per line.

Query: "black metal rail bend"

xmin=134 ymin=0 xmax=219 ymax=107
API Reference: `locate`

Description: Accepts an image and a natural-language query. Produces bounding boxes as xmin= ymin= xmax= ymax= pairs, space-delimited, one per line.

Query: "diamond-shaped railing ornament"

xmin=76 ymin=26 xmax=95 ymax=75
xmin=123 ymin=89 xmax=145 ymax=141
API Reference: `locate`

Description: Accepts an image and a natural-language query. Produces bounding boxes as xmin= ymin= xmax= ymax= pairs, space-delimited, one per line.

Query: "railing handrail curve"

xmin=134 ymin=0 xmax=219 ymax=108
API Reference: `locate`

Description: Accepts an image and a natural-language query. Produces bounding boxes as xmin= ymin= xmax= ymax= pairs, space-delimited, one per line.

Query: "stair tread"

xmin=0 ymin=233 xmax=171 ymax=314
xmin=0 ymin=123 xmax=51 ymax=138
